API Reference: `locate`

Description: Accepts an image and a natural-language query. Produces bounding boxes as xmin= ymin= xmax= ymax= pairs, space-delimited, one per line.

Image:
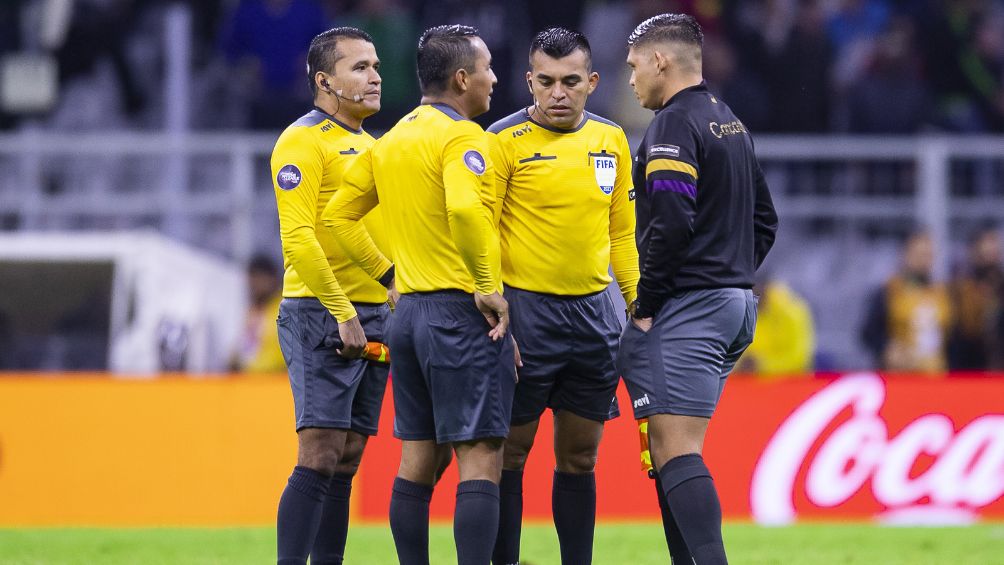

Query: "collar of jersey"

xmin=657 ymin=81 xmax=709 ymax=114
xmin=424 ymin=102 xmax=468 ymax=121
xmin=311 ymin=106 xmax=364 ymax=135
xmin=523 ymin=107 xmax=590 ymax=134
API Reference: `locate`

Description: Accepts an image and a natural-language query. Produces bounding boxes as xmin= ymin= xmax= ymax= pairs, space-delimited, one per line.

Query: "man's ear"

xmin=587 ymin=71 xmax=599 ymax=95
xmin=454 ymin=68 xmax=470 ymax=93
xmin=315 ymin=72 xmax=330 ymax=93
xmin=653 ymin=49 xmax=670 ymax=74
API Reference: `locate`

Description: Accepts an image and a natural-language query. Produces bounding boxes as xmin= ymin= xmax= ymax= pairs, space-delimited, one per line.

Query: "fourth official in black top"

xmin=618 ymin=13 xmax=778 ymax=565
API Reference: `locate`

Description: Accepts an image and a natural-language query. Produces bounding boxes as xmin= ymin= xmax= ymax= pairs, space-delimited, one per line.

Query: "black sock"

xmin=552 ymin=470 xmax=596 ymax=565
xmin=493 ymin=469 xmax=523 ymax=565
xmin=659 ymin=454 xmax=727 ymax=565
xmin=455 ymin=480 xmax=500 ymax=565
xmin=310 ymin=473 xmax=354 ymax=565
xmin=276 ymin=466 xmax=331 ymax=565
xmin=653 ymin=470 xmax=693 ymax=564
xmin=390 ymin=477 xmax=434 ymax=565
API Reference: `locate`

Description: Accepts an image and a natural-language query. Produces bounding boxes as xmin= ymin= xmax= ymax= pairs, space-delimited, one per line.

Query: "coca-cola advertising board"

xmin=746 ymin=373 xmax=1004 ymax=524
xmin=356 ymin=372 xmax=1004 ymax=523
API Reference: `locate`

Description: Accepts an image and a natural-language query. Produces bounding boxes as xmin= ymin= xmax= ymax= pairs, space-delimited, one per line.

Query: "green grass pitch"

xmin=1 ymin=522 xmax=1002 ymax=564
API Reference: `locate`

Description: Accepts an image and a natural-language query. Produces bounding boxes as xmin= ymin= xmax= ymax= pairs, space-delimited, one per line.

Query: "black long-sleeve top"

xmin=632 ymin=82 xmax=779 ymax=318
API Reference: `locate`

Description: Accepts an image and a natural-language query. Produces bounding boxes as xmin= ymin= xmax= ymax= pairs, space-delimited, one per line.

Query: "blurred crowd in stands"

xmin=737 ymin=224 xmax=1004 ymax=376
xmin=1 ymin=0 xmax=1003 ymax=133
xmin=859 ymin=226 xmax=1004 ymax=374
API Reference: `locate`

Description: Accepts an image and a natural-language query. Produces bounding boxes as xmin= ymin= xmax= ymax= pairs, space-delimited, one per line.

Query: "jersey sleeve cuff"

xmin=633 ymin=293 xmax=663 ymax=319
xmin=332 ymin=307 xmax=359 ymax=324
xmin=378 ymin=264 xmax=395 ymax=288
xmin=474 ymin=280 xmax=498 ymax=295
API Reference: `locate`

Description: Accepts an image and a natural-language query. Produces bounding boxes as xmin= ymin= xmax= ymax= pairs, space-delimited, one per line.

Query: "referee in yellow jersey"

xmin=486 ymin=28 xmax=639 ymax=565
xmin=270 ymin=27 xmax=395 ymax=565
xmin=323 ymin=25 xmax=516 ymax=565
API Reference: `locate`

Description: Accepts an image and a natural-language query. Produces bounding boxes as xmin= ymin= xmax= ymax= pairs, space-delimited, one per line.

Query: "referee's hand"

xmin=336 ymin=316 xmax=367 ymax=358
xmin=631 ymin=316 xmax=653 ymax=332
xmin=386 ymin=276 xmax=400 ymax=309
xmin=475 ymin=291 xmax=509 ymax=341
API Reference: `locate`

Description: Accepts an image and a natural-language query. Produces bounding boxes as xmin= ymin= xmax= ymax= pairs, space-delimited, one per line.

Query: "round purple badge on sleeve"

xmin=463 ymin=150 xmax=486 ymax=175
xmin=276 ymin=164 xmax=302 ymax=190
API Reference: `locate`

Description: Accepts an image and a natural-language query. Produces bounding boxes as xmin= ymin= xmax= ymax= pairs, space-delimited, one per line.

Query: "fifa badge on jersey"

xmin=594 ymin=155 xmax=616 ymax=195
xmin=276 ymin=164 xmax=302 ymax=190
xmin=463 ymin=150 xmax=486 ymax=175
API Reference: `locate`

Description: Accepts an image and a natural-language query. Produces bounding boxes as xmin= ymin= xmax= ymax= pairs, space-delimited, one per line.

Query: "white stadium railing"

xmin=1 ymin=133 xmax=1002 ymax=369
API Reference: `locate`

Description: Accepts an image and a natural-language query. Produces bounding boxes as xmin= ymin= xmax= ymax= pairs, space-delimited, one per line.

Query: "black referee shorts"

xmin=618 ymin=288 xmax=756 ymax=419
xmin=277 ymin=297 xmax=390 ymax=435
xmin=388 ymin=291 xmax=517 ymax=443
xmin=505 ymin=286 xmax=621 ymax=425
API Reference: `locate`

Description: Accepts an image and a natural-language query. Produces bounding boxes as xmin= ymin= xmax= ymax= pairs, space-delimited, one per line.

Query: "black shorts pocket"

xmin=426 ymin=318 xmax=479 ymax=370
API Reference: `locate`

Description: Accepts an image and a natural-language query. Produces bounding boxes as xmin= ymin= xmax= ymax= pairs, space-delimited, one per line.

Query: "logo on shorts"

xmin=632 ymin=393 xmax=651 ymax=409
xmin=276 ymin=164 xmax=302 ymax=190
xmin=463 ymin=150 xmax=486 ymax=175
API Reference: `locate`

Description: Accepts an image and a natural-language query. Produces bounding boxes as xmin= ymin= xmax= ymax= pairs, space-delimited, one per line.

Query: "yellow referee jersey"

xmin=323 ymin=103 xmax=500 ymax=295
xmin=487 ymin=109 xmax=639 ymax=304
xmin=271 ymin=108 xmax=392 ymax=323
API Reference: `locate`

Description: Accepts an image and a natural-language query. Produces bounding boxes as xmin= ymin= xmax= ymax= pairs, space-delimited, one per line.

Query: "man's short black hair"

xmin=627 ymin=13 xmax=704 ymax=49
xmin=529 ymin=27 xmax=591 ymax=68
xmin=306 ymin=27 xmax=374 ymax=96
xmin=416 ymin=24 xmax=479 ymax=94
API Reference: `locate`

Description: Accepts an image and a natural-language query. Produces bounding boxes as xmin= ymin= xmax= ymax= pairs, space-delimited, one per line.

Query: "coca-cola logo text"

xmin=751 ymin=373 xmax=1004 ymax=524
